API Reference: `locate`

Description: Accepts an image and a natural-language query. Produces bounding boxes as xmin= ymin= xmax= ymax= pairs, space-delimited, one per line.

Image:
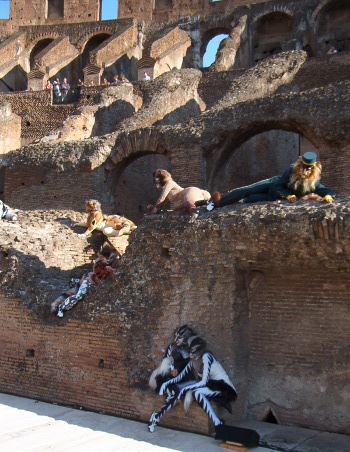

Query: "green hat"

xmin=302 ymin=152 xmax=317 ymax=166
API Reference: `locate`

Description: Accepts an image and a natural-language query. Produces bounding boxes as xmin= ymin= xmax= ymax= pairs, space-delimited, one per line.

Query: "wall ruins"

xmin=0 ymin=0 xmax=350 ymax=441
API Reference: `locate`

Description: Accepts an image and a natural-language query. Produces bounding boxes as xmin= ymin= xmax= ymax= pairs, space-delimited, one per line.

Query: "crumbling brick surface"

xmin=1 ymin=201 xmax=350 ymax=434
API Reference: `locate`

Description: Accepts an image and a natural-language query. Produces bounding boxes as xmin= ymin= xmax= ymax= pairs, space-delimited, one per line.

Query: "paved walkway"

xmin=1 ymin=393 xmax=349 ymax=452
xmin=0 ymin=393 xmax=273 ymax=452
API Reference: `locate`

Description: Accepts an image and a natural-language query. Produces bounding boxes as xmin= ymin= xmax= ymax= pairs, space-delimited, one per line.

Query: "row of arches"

xmin=1 ymin=0 xmax=349 ymax=91
xmin=204 ymin=0 xmax=350 ymax=69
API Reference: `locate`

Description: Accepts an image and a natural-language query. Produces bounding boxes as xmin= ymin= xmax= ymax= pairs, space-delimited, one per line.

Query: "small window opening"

xmin=98 ymin=359 xmax=105 ymax=368
xmin=162 ymin=246 xmax=171 ymax=258
xmin=26 ymin=349 xmax=35 ymax=357
xmin=47 ymin=0 xmax=64 ymax=19
xmin=262 ymin=408 xmax=278 ymax=424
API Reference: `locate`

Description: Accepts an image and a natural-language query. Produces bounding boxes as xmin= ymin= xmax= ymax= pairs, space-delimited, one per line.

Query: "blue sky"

xmin=101 ymin=0 xmax=118 ymax=20
xmin=203 ymin=34 xmax=228 ymax=67
xmin=0 ymin=1 xmax=10 ymax=19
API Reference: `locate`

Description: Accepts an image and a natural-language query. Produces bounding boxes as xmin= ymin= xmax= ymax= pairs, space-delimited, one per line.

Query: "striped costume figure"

xmin=0 ymin=200 xmax=18 ymax=221
xmin=149 ymin=325 xmax=196 ymax=393
xmin=148 ymin=337 xmax=237 ymax=432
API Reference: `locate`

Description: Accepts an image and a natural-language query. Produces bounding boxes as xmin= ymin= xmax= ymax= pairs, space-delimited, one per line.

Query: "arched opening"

xmin=203 ymin=33 xmax=229 ymax=68
xmin=0 ymin=0 xmax=10 ymax=19
xmin=29 ymin=39 xmax=55 ymax=70
xmin=211 ymin=130 xmax=316 ymax=194
xmin=252 ymin=12 xmax=293 ymax=64
xmin=113 ymin=154 xmax=170 ymax=222
xmin=200 ymin=28 xmax=230 ymax=69
xmin=315 ymin=0 xmax=350 ymax=55
xmin=100 ymin=0 xmax=118 ymax=20
xmin=47 ymin=0 xmax=64 ymax=19
xmin=50 ymin=34 xmax=112 ymax=86
xmin=82 ymin=34 xmax=111 ymax=68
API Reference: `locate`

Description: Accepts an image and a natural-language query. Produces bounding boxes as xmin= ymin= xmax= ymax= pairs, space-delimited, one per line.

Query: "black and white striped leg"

xmin=192 ymin=388 xmax=223 ymax=426
xmin=148 ymin=396 xmax=179 ymax=432
xmin=56 ymin=279 xmax=91 ymax=317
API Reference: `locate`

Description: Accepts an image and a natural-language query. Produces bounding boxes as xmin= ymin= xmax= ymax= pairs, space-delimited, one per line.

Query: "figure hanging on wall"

xmin=207 ymin=152 xmax=336 ymax=210
xmin=149 ymin=325 xmax=197 ymax=393
xmin=50 ymin=256 xmax=115 ymax=318
xmin=148 ymin=336 xmax=237 ymax=434
xmin=75 ymin=199 xmax=137 ymax=238
xmin=0 ymin=200 xmax=18 ymax=221
xmin=146 ymin=169 xmax=211 ymax=222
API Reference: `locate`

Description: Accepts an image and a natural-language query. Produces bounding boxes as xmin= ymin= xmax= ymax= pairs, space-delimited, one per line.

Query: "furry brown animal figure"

xmin=147 ymin=169 xmax=211 ymax=221
xmin=76 ymin=199 xmax=137 ymax=238
xmin=288 ymin=159 xmax=323 ymax=199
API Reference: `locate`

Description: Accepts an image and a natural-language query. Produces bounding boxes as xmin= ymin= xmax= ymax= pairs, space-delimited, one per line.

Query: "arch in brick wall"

xmin=27 ymin=33 xmax=60 ymax=55
xmin=29 ymin=38 xmax=56 ymax=70
xmin=75 ymin=25 xmax=117 ymax=53
xmin=207 ymin=120 xmax=321 ymax=190
xmin=251 ymin=10 xmax=294 ymax=65
xmin=311 ymin=0 xmax=350 ymax=55
xmin=108 ymin=129 xmax=168 ymax=172
xmin=105 ymin=129 xmax=169 ymax=220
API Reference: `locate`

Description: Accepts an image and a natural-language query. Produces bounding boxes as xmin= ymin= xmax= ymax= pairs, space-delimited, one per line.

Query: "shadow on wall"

xmin=112 ymin=153 xmax=170 ymax=221
xmin=0 ymin=65 xmax=27 ymax=92
xmin=102 ymin=55 xmax=139 ymax=84
xmin=0 ymin=245 xmax=99 ymax=321
xmin=92 ymin=100 xmax=136 ymax=136
xmin=154 ymin=99 xmax=204 ymax=126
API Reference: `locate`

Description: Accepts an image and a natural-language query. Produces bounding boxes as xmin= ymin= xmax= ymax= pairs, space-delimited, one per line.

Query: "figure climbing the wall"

xmin=50 ymin=254 xmax=117 ymax=318
xmin=0 ymin=200 xmax=18 ymax=221
xmin=148 ymin=336 xmax=237 ymax=434
xmin=146 ymin=169 xmax=211 ymax=222
xmin=149 ymin=325 xmax=197 ymax=393
xmin=207 ymin=152 xmax=336 ymax=210
xmin=75 ymin=199 xmax=137 ymax=239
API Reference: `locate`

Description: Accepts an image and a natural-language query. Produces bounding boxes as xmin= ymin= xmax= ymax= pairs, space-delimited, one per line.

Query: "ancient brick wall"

xmin=4 ymin=167 xmax=101 ymax=211
xmin=7 ymin=0 xmax=100 ymax=27
xmin=0 ymin=88 xmax=102 ymax=145
xmin=0 ymin=292 xmax=210 ymax=434
xmin=0 ymin=103 xmax=21 ymax=154
xmin=21 ymin=19 xmax=132 ymax=50
xmin=1 ymin=204 xmax=350 ymax=435
xmin=247 ymin=268 xmax=350 ymax=431
xmin=120 ymin=0 xmax=270 ymax=22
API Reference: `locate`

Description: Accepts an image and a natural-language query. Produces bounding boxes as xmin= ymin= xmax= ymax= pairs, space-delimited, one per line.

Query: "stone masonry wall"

xmin=0 ymin=103 xmax=21 ymax=154
xmin=1 ymin=202 xmax=350 ymax=435
xmin=7 ymin=0 xmax=100 ymax=28
xmin=0 ymin=88 xmax=102 ymax=145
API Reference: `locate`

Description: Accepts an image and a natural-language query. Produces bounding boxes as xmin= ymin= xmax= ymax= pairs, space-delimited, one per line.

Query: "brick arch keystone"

xmin=27 ymin=33 xmax=60 ymax=53
xmin=310 ymin=0 xmax=339 ymax=24
xmin=251 ymin=8 xmax=294 ymax=26
xmin=109 ymin=130 xmax=167 ymax=166
xmin=77 ymin=27 xmax=115 ymax=53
